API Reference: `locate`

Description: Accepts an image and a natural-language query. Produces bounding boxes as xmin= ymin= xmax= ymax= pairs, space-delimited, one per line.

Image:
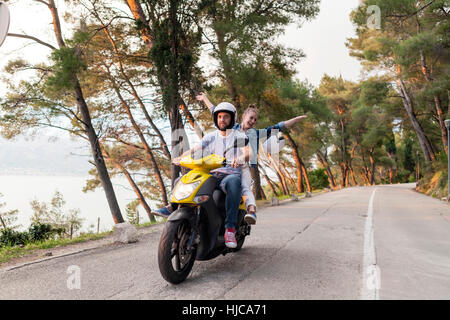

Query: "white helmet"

xmin=213 ymin=102 xmax=237 ymax=131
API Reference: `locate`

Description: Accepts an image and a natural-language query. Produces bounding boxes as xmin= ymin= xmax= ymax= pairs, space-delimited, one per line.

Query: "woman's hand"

xmin=284 ymin=114 xmax=308 ymax=128
xmin=172 ymin=157 xmax=181 ymax=166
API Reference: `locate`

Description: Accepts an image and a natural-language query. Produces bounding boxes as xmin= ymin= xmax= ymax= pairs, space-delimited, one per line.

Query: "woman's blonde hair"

xmin=242 ymin=104 xmax=258 ymax=122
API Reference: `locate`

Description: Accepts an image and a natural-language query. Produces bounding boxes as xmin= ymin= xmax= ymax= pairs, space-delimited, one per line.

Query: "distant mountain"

xmin=0 ymin=135 xmax=92 ymax=175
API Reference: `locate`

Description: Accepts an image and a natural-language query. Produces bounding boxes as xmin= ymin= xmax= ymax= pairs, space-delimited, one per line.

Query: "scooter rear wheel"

xmin=158 ymin=219 xmax=197 ymax=284
xmin=234 ymin=223 xmax=249 ymax=251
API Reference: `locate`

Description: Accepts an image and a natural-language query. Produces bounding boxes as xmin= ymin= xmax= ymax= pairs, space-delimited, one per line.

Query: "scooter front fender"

xmin=167 ymin=206 xmax=196 ymax=224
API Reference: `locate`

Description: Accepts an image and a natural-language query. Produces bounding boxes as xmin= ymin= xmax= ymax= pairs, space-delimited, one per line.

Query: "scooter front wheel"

xmin=158 ymin=219 xmax=197 ymax=284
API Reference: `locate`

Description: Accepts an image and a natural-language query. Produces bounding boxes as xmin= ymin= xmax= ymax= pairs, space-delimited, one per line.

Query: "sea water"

xmin=0 ymin=174 xmax=159 ymax=233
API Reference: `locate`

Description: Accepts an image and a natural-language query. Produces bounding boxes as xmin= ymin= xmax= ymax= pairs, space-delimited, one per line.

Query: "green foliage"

xmin=308 ymin=169 xmax=330 ymax=190
xmin=348 ymin=0 xmax=450 ymax=164
xmin=0 ymin=193 xmax=20 ymax=230
xmin=0 ymin=229 xmax=29 ymax=247
xmin=28 ymin=222 xmax=65 ymax=242
xmin=0 ymin=223 xmax=64 ymax=248
xmin=30 ymin=191 xmax=84 ymax=238
xmin=359 ymin=80 xmax=389 ymax=106
xmin=45 ymin=47 xmax=87 ymax=91
xmin=125 ymin=199 xmax=141 ymax=225
xmin=2 ymin=0 xmax=448 ymax=225
xmin=147 ymin=1 xmax=202 ymax=110
xmin=403 ymin=136 xmax=416 ymax=172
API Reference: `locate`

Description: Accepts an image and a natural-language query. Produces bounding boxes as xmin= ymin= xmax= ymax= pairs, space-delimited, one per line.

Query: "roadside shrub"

xmin=0 ymin=223 xmax=64 ymax=248
xmin=28 ymin=222 xmax=64 ymax=242
xmin=0 ymin=228 xmax=29 ymax=247
xmin=308 ymin=168 xmax=330 ymax=190
xmin=396 ymin=169 xmax=413 ymax=183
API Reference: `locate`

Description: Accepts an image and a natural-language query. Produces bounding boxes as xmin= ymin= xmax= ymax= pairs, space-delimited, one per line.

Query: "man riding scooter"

xmin=172 ymin=102 xmax=250 ymax=248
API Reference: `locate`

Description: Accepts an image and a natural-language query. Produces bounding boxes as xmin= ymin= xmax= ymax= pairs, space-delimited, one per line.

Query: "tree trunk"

xmin=125 ymin=0 xmax=154 ymax=50
xmin=46 ymin=0 xmax=124 ymax=224
xmin=433 ymin=95 xmax=448 ymax=154
xmin=447 ymin=90 xmax=450 ymax=118
xmin=216 ymin=31 xmax=241 ymax=110
xmin=73 ymin=83 xmax=124 ymax=223
xmin=280 ymin=163 xmax=296 ymax=187
xmin=387 ymin=150 xmax=397 ymax=183
xmin=263 ymin=175 xmax=276 ymax=196
xmin=96 ymin=11 xmax=172 ymax=160
xmin=339 ymin=117 xmax=348 ymax=187
xmin=349 ymin=165 xmax=358 ymax=186
xmin=259 ymin=164 xmax=280 ymax=196
xmin=0 ymin=214 xmax=6 ymax=229
xmin=369 ymin=152 xmax=376 ymax=185
xmin=125 ymin=0 xmax=190 ymax=187
xmin=348 ymin=146 xmax=358 ymax=186
xmin=268 ymin=154 xmax=289 ymax=195
xmin=396 ymin=77 xmax=435 ymax=163
xmin=316 ymin=151 xmax=337 ymax=190
xmin=250 ymin=166 xmax=266 ymax=200
xmin=285 ymin=133 xmax=311 ymax=192
xmin=300 ymin=162 xmax=312 ymax=192
xmin=112 ymin=159 xmax=156 ymax=223
xmin=340 ymin=164 xmax=348 ymax=188
xmin=179 ymin=103 xmax=204 ymax=139
xmin=112 ymin=84 xmax=168 ymax=205
xmin=419 ymin=52 xmax=448 ymax=154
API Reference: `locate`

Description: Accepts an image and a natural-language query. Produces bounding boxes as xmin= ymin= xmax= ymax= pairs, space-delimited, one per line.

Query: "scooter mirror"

xmin=0 ymin=2 xmax=10 ymax=48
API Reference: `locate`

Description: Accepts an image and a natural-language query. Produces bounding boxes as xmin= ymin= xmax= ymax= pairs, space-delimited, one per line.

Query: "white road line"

xmin=361 ymin=189 xmax=381 ymax=300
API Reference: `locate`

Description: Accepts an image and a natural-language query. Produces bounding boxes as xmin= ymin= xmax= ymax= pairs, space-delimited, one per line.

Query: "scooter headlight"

xmin=173 ymin=180 xmax=201 ymax=201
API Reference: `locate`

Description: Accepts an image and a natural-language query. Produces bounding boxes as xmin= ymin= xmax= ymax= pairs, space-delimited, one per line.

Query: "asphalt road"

xmin=1 ymin=183 xmax=449 ymax=300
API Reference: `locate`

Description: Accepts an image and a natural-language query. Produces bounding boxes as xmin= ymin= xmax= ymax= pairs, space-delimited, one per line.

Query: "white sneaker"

xmin=244 ymin=212 xmax=257 ymax=225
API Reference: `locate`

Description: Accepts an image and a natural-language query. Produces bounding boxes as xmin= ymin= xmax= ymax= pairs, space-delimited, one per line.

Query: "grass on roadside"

xmin=0 ymin=219 xmax=164 ymax=265
xmin=0 ymin=231 xmax=112 ymax=265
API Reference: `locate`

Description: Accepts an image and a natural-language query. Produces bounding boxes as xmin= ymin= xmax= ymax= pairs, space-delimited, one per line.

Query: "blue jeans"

xmin=217 ymin=174 xmax=241 ymax=230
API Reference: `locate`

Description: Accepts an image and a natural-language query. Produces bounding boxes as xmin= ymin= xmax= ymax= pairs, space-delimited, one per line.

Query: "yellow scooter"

xmin=158 ymin=152 xmax=250 ymax=284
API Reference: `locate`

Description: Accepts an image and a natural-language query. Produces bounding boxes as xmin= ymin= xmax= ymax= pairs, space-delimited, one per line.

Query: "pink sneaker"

xmin=224 ymin=228 xmax=237 ymax=248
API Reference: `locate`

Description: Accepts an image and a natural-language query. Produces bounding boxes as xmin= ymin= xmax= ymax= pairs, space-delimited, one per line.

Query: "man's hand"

xmin=195 ymin=92 xmax=207 ymax=102
xmin=195 ymin=92 xmax=214 ymax=110
xmin=230 ymin=159 xmax=240 ymax=168
xmin=230 ymin=155 xmax=247 ymax=168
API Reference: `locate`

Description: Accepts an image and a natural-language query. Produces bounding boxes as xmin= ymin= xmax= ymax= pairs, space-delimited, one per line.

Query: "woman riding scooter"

xmin=156 ymin=93 xmax=307 ymax=223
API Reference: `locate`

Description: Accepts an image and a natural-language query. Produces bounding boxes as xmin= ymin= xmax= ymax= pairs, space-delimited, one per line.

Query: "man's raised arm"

xmin=196 ymin=92 xmax=215 ymax=112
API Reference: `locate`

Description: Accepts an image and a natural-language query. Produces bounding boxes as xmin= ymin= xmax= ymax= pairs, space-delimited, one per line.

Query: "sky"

xmin=0 ymin=0 xmax=363 ymax=89
xmin=0 ymin=0 xmax=363 ymax=174
xmin=282 ymin=0 xmax=362 ymax=86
